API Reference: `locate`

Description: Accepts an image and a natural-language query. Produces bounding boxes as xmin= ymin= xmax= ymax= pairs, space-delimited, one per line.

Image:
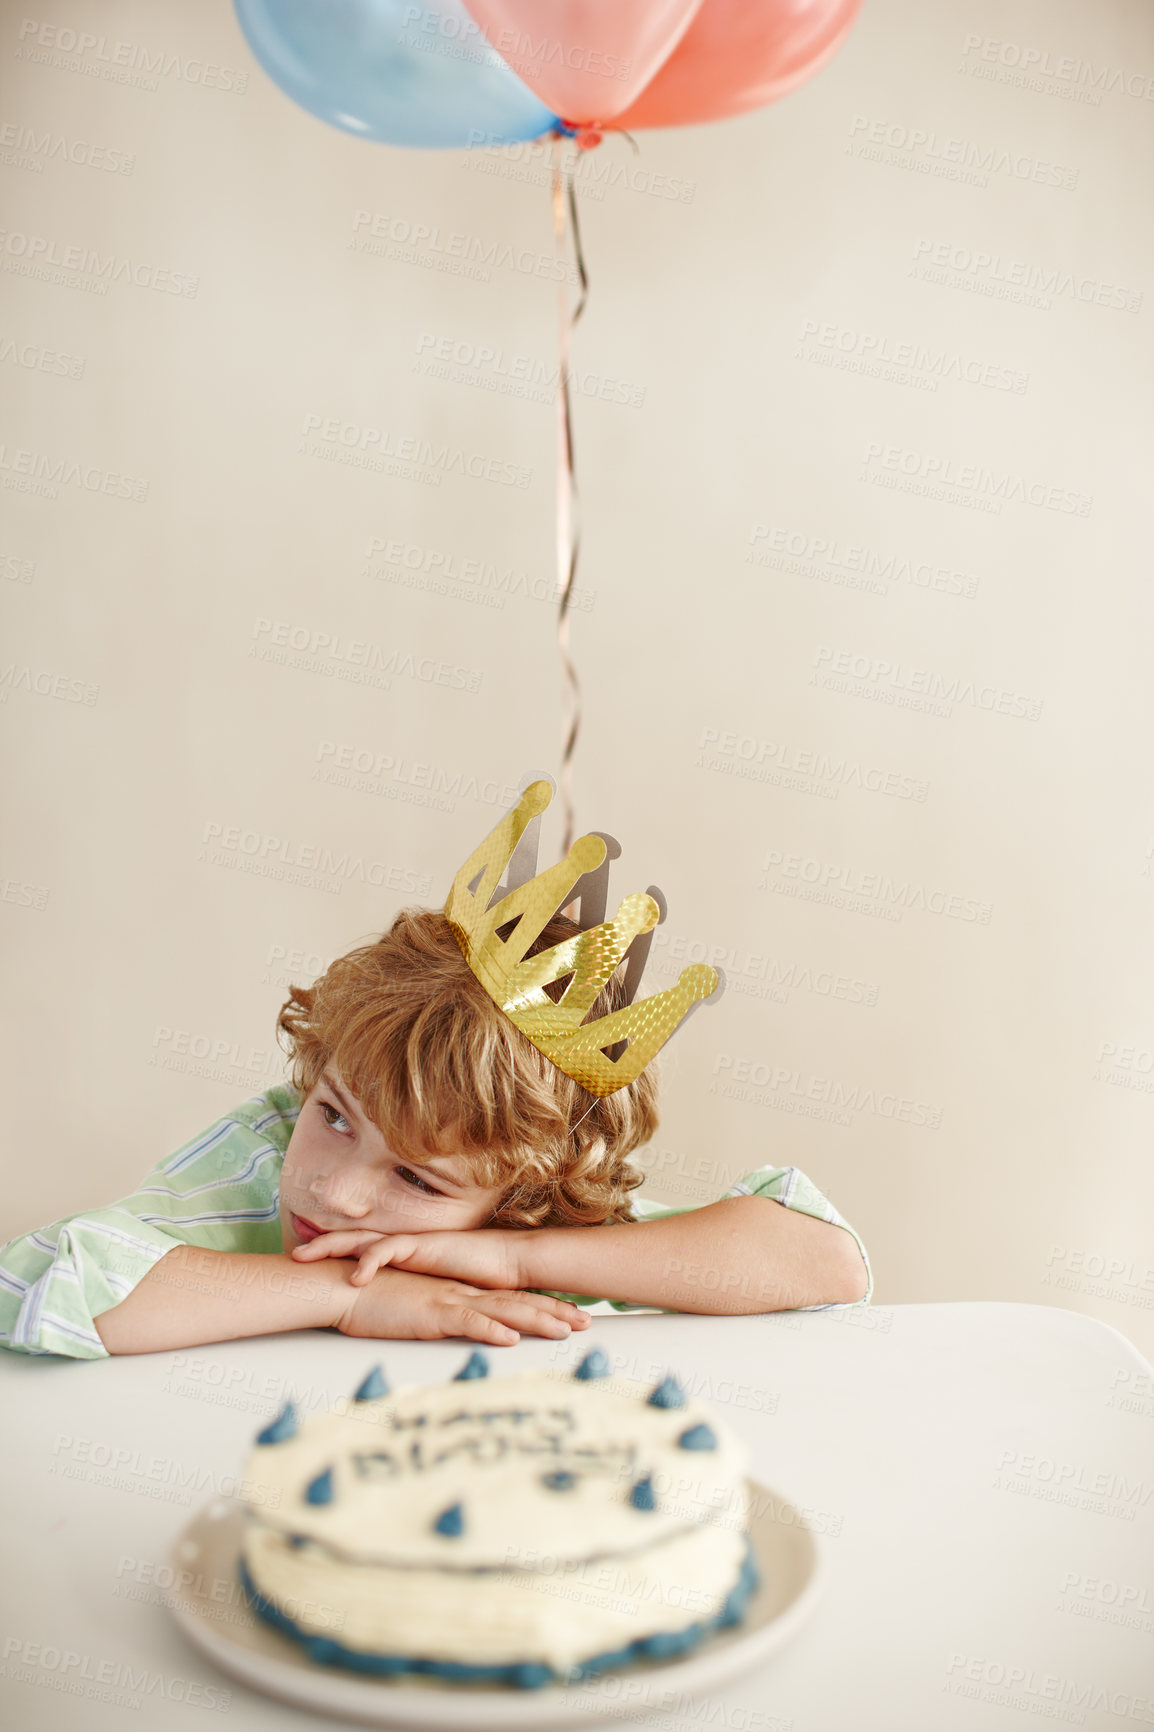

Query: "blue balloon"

xmin=235 ymin=0 xmax=559 ymax=149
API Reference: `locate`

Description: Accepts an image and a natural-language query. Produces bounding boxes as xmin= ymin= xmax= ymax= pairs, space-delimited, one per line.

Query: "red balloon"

xmin=613 ymin=0 xmax=861 ymax=130
xmin=460 ymin=0 xmax=704 ymax=125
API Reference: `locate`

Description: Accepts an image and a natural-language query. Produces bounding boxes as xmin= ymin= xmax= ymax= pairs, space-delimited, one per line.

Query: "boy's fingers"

xmin=484 ymin=1297 xmax=573 ymax=1339
xmin=501 ymin=1292 xmax=589 ymax=1327
xmin=352 ymin=1246 xmax=396 ymax=1283
xmin=538 ymin=1296 xmax=590 ymax=1326
xmin=292 ymin=1231 xmax=380 ymax=1259
xmin=455 ymin=1306 xmax=519 ymax=1346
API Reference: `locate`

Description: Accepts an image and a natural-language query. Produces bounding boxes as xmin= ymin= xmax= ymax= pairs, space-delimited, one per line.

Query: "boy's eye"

xmin=320 ymin=1101 xmax=352 ymax=1134
xmin=396 ymin=1166 xmax=442 ymax=1197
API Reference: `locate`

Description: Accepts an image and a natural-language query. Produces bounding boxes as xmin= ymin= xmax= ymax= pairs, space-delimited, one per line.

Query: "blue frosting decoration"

xmin=353 ymin=1364 xmax=388 ymax=1402
xmin=255 ymin=1403 xmax=297 ymax=1444
xmin=237 ymin=1537 xmax=759 ymax=1688
xmin=574 ymin=1346 xmax=610 ymax=1381
xmin=678 ymin=1423 xmax=718 ymax=1451
xmin=433 ymin=1502 xmax=465 ymax=1537
xmin=629 ymin=1474 xmax=657 ymax=1511
xmin=288 ymin=1535 xmax=310 ymax=1549
xmin=541 ymin=1470 xmax=576 ymax=1491
xmin=647 ymin=1374 xmax=687 ymax=1409
xmin=304 ymin=1467 xmax=335 ymax=1505
xmin=453 ymin=1351 xmax=490 ymax=1381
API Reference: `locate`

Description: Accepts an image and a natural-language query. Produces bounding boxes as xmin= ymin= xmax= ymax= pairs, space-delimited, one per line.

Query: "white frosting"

xmin=239 ymin=1366 xmax=750 ymax=1671
xmin=244 ymin=1516 xmax=748 ymax=1670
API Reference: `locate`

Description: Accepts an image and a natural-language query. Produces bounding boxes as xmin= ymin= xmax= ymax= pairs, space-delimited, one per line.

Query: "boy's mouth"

xmin=289 ymin=1212 xmax=328 ymax=1243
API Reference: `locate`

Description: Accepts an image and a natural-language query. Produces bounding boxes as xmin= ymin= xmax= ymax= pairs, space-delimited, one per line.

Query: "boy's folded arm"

xmin=96 ymin=1251 xmax=588 ymax=1353
xmin=517 ymin=1192 xmax=870 ymax=1316
xmin=92 ymin=1245 xmax=351 ymax=1354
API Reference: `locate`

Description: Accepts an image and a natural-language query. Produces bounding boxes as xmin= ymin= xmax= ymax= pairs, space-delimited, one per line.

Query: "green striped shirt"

xmin=0 ymin=1084 xmax=873 ymax=1358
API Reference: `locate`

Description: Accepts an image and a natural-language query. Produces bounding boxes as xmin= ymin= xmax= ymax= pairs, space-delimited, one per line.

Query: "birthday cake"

xmin=236 ymin=1346 xmax=758 ymax=1688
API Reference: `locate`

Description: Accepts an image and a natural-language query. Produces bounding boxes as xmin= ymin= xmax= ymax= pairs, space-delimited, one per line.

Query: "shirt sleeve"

xmin=0 ymin=1086 xmax=300 ymax=1361
xmin=533 ymin=1162 xmax=873 ymax=1316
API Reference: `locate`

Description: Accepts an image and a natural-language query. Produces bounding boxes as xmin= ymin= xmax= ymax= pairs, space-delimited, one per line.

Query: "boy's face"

xmin=278 ymin=1068 xmax=506 ymax=1249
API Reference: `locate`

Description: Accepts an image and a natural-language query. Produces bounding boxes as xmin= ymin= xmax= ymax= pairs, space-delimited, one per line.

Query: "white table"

xmin=2 ymin=1303 xmax=1152 ymax=1732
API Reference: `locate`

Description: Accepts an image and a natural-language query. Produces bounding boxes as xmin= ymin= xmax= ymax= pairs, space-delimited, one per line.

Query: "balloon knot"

xmin=555 ymin=121 xmax=603 ymax=150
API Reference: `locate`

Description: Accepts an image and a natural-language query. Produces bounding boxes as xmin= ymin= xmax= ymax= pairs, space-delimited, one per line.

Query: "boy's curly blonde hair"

xmin=275 ymin=907 xmax=658 ymax=1228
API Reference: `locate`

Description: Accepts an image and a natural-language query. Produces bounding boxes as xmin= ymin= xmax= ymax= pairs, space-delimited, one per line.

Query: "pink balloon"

xmin=613 ymin=0 xmax=861 ymax=130
xmin=460 ymin=0 xmax=704 ymax=125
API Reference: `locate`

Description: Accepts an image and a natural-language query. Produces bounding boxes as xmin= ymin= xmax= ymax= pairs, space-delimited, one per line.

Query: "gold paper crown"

xmin=444 ymin=776 xmax=724 ymax=1097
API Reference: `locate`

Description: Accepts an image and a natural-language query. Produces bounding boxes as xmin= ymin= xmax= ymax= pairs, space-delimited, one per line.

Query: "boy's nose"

xmin=309 ymin=1171 xmax=375 ymax=1220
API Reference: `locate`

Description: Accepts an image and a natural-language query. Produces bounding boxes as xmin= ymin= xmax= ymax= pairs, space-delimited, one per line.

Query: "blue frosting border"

xmin=236 ymin=1539 xmax=759 ymax=1690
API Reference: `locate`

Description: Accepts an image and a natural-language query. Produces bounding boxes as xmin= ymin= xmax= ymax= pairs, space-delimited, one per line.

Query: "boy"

xmin=0 ymin=791 xmax=872 ymax=1359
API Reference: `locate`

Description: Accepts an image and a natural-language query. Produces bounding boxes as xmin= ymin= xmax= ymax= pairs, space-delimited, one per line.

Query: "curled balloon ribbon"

xmin=550 ymin=137 xmax=589 ymax=856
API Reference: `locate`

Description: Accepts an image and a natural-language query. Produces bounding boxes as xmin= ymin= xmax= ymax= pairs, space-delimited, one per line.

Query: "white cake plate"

xmin=164 ymin=1480 xmax=821 ymax=1730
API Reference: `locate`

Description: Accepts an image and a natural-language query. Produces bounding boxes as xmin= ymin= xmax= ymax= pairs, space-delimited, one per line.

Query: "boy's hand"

xmin=291 ymin=1229 xmax=392 ymax=1279
xmin=293 ymin=1228 xmax=529 ymax=1292
xmin=334 ymin=1266 xmax=588 ymax=1347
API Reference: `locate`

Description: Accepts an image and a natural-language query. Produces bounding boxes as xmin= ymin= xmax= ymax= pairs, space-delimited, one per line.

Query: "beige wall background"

xmin=2 ymin=0 xmax=1152 ymax=1353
